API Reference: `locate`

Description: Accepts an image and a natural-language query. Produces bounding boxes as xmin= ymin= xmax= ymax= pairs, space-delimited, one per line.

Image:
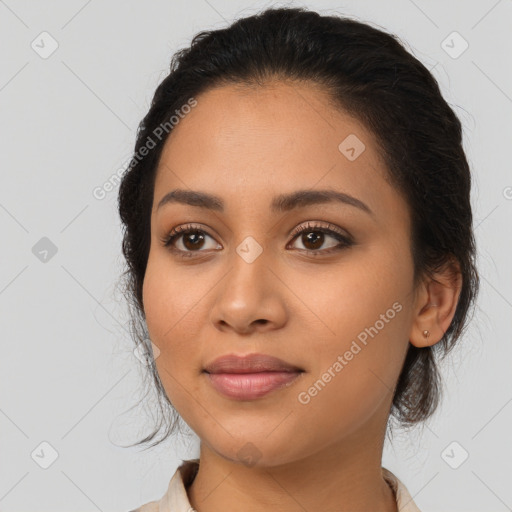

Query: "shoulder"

xmin=382 ymin=467 xmax=422 ymax=512
xmin=127 ymin=459 xmax=200 ymax=512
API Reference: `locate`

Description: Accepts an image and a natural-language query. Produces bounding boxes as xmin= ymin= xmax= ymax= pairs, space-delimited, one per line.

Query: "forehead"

xmin=153 ymin=81 xmax=400 ymax=219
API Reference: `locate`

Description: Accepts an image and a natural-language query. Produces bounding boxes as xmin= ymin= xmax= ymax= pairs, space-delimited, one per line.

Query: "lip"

xmin=204 ymin=353 xmax=303 ymax=374
xmin=203 ymin=353 xmax=304 ymax=400
xmin=205 ymin=371 xmax=302 ymax=400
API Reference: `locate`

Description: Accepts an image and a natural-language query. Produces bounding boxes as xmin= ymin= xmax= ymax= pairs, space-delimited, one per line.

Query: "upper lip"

xmin=204 ymin=353 xmax=304 ymax=374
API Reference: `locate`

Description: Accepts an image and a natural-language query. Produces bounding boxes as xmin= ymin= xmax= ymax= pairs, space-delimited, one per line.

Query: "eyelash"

xmin=160 ymin=221 xmax=354 ymax=258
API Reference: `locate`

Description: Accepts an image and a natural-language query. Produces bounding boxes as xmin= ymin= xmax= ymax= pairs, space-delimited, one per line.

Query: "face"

xmin=142 ymin=81 xmax=417 ymax=467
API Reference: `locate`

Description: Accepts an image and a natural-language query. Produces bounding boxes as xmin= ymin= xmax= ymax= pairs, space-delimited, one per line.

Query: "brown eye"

xmin=162 ymin=224 xmax=221 ymax=255
xmin=161 ymin=221 xmax=353 ymax=258
xmin=181 ymin=231 xmax=206 ymax=251
xmin=288 ymin=222 xmax=353 ymax=255
xmin=298 ymin=231 xmax=327 ymax=250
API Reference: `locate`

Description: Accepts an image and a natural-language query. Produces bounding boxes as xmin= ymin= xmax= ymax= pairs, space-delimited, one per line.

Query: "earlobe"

xmin=410 ymin=302 xmax=440 ymax=348
xmin=409 ymin=259 xmax=462 ymax=348
xmin=422 ymin=328 xmax=432 ymax=342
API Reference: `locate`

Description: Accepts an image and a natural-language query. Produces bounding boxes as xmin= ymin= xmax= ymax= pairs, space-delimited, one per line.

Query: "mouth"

xmin=204 ymin=371 xmax=303 ymax=400
xmin=204 ymin=352 xmax=304 ymax=374
xmin=203 ymin=353 xmax=304 ymax=400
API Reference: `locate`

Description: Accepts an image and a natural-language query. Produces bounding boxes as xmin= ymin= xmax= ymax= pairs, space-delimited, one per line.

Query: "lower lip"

xmin=205 ymin=371 xmax=302 ymax=400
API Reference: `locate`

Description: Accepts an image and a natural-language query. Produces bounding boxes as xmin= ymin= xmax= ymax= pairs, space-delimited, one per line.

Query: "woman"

xmin=118 ymin=6 xmax=479 ymax=511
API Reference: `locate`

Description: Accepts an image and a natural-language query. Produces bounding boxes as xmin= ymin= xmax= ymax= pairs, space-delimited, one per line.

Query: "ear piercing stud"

xmin=423 ymin=304 xmax=438 ymax=339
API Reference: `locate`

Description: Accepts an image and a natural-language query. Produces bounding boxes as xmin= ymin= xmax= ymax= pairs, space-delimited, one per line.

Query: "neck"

xmin=187 ymin=420 xmax=397 ymax=512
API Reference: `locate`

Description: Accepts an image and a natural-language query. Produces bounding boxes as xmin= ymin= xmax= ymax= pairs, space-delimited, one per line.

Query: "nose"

xmin=209 ymin=248 xmax=288 ymax=335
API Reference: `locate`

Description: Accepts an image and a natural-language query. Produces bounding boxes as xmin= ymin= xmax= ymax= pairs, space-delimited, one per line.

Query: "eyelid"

xmin=160 ymin=223 xmax=217 ymax=247
xmin=161 ymin=220 xmax=353 ymax=255
xmin=288 ymin=220 xmax=351 ymax=241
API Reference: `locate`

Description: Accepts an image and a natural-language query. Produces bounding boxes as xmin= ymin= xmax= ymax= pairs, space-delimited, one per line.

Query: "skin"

xmin=142 ymin=80 xmax=462 ymax=512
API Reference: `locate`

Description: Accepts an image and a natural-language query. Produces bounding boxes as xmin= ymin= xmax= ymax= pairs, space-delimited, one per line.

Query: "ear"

xmin=409 ymin=257 xmax=462 ymax=348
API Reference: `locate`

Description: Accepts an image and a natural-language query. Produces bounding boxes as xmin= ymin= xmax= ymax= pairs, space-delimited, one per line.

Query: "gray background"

xmin=1 ymin=0 xmax=511 ymax=510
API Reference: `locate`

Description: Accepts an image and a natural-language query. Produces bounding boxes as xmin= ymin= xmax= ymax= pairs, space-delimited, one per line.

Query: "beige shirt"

xmin=130 ymin=458 xmax=421 ymax=512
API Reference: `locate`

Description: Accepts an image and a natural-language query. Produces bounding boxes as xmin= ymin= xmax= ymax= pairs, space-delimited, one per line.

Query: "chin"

xmin=198 ymin=430 xmax=306 ymax=469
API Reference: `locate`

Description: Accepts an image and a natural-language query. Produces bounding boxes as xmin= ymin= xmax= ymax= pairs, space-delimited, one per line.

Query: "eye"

xmin=161 ymin=221 xmax=353 ymax=258
xmin=288 ymin=221 xmax=353 ymax=255
xmin=160 ymin=223 xmax=220 ymax=257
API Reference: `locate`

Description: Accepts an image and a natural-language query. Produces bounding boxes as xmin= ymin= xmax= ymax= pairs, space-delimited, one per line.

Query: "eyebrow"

xmin=156 ymin=188 xmax=373 ymax=216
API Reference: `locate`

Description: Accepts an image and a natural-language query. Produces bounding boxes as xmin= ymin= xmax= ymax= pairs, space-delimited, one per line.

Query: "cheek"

xmin=142 ymin=251 xmax=205 ymax=342
xmin=142 ymin=252 xmax=209 ymax=402
xmin=142 ymin=269 xmax=195 ymax=418
xmin=287 ymin=266 xmax=412 ymax=452
xmin=297 ymin=244 xmax=413 ymax=397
